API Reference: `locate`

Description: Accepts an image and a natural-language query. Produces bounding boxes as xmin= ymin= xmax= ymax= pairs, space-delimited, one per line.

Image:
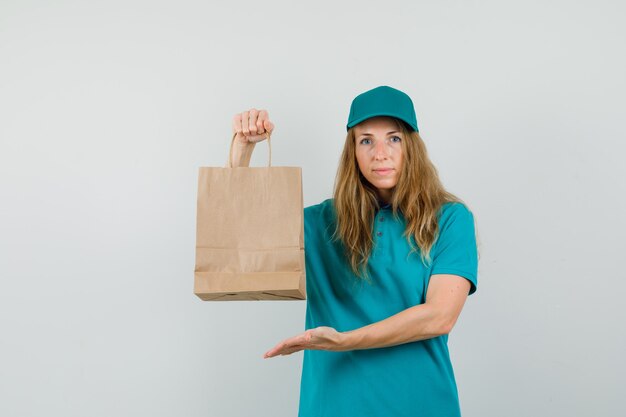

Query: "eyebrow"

xmin=359 ymin=131 xmax=400 ymax=136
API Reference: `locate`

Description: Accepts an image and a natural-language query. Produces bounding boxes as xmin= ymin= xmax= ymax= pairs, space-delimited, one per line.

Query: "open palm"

xmin=263 ymin=326 xmax=346 ymax=359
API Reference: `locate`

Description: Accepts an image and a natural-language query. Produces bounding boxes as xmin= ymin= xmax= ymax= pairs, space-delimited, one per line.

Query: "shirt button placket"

xmin=375 ymin=213 xmax=384 ymax=250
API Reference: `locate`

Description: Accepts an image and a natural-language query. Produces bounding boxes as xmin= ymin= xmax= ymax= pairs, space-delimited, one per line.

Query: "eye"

xmin=360 ymin=138 xmax=372 ymax=145
xmin=390 ymin=136 xmax=402 ymax=143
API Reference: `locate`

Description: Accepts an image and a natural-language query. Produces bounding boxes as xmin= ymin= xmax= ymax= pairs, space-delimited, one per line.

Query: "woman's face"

xmin=353 ymin=116 xmax=404 ymax=203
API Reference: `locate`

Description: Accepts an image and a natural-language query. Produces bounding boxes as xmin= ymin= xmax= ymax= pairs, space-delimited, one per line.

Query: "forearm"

xmin=228 ymin=142 xmax=256 ymax=168
xmin=342 ymin=303 xmax=450 ymax=350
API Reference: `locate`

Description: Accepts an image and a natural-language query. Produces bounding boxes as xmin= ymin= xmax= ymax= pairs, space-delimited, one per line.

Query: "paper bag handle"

xmin=228 ymin=132 xmax=272 ymax=168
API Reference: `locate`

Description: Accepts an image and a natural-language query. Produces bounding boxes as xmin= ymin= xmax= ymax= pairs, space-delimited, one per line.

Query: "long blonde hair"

xmin=332 ymin=118 xmax=467 ymax=280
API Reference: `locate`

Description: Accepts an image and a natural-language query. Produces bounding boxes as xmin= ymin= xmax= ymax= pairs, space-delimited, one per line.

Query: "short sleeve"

xmin=430 ymin=203 xmax=479 ymax=295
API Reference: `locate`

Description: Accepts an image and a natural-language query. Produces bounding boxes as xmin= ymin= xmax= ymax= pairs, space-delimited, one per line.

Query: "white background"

xmin=1 ymin=1 xmax=624 ymax=416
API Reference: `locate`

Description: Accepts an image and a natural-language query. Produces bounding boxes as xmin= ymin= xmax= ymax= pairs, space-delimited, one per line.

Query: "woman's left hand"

xmin=263 ymin=326 xmax=347 ymax=359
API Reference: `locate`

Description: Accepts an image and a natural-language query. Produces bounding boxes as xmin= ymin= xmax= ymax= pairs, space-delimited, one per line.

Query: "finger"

xmin=266 ymin=335 xmax=305 ymax=357
xmin=241 ymin=111 xmax=250 ymax=135
xmin=264 ymin=119 xmax=274 ymax=134
xmin=284 ymin=334 xmax=309 ymax=347
xmin=256 ymin=110 xmax=267 ymax=134
xmin=280 ymin=345 xmax=305 ymax=356
xmin=265 ymin=343 xmax=305 ymax=358
xmin=232 ymin=113 xmax=249 ymax=145
xmin=232 ymin=113 xmax=242 ymax=135
xmin=248 ymin=108 xmax=258 ymax=134
xmin=264 ymin=342 xmax=286 ymax=358
xmin=264 ymin=345 xmax=284 ymax=358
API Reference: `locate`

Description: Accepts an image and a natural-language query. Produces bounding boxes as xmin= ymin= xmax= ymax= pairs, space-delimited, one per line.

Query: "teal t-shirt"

xmin=298 ymin=199 xmax=478 ymax=417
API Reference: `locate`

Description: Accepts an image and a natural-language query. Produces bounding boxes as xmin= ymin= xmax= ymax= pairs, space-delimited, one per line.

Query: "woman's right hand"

xmin=229 ymin=109 xmax=274 ymax=167
xmin=232 ymin=108 xmax=275 ymax=145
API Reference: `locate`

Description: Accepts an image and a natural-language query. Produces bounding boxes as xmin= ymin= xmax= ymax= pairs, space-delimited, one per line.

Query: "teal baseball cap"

xmin=346 ymin=85 xmax=419 ymax=132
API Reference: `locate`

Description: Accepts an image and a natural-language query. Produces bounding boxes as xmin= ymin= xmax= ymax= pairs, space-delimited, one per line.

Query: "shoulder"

xmin=437 ymin=202 xmax=475 ymax=230
xmin=304 ymin=198 xmax=335 ymax=220
xmin=304 ymin=198 xmax=336 ymax=236
xmin=438 ymin=201 xmax=472 ymax=217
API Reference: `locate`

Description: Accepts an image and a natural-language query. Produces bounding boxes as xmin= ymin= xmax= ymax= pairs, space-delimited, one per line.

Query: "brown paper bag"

xmin=194 ymin=132 xmax=306 ymax=301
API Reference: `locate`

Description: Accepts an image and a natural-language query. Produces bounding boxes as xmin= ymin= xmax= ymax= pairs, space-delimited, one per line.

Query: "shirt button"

xmin=379 ymin=216 xmax=385 ymax=222
xmin=376 ymin=231 xmax=383 ymax=237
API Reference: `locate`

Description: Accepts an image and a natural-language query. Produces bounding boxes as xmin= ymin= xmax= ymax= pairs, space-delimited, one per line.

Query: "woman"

xmin=230 ymin=85 xmax=479 ymax=417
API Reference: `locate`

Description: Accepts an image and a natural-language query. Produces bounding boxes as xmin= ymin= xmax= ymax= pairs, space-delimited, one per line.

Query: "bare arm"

xmin=263 ymin=274 xmax=471 ymax=358
xmin=229 ymin=141 xmax=256 ymax=168
xmin=342 ymin=274 xmax=470 ymax=349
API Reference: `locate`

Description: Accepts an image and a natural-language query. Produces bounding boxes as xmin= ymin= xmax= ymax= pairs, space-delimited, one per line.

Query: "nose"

xmin=372 ymin=140 xmax=390 ymax=160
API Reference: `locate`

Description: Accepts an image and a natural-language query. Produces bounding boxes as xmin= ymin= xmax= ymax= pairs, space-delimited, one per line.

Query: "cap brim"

xmin=347 ymin=112 xmax=417 ymax=131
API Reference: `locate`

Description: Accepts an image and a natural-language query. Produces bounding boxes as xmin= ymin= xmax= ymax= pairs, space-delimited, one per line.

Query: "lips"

xmin=373 ymin=168 xmax=394 ymax=175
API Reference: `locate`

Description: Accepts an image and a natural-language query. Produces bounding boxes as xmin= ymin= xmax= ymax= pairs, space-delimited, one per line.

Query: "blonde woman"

xmin=230 ymin=86 xmax=479 ymax=417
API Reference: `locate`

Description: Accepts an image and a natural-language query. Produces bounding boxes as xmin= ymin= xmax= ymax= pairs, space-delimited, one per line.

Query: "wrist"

xmin=340 ymin=329 xmax=361 ymax=351
xmin=234 ymin=140 xmax=255 ymax=148
xmin=230 ymin=141 xmax=256 ymax=167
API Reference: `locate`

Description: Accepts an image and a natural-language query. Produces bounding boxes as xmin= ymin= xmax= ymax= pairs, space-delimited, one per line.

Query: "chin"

xmin=369 ymin=181 xmax=397 ymax=190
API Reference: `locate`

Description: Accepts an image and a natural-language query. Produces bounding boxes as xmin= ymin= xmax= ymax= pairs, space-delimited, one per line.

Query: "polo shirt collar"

xmin=377 ymin=200 xmax=392 ymax=210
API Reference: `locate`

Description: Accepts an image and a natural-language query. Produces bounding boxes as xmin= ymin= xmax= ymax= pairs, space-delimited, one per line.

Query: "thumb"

xmin=264 ymin=120 xmax=274 ymax=134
